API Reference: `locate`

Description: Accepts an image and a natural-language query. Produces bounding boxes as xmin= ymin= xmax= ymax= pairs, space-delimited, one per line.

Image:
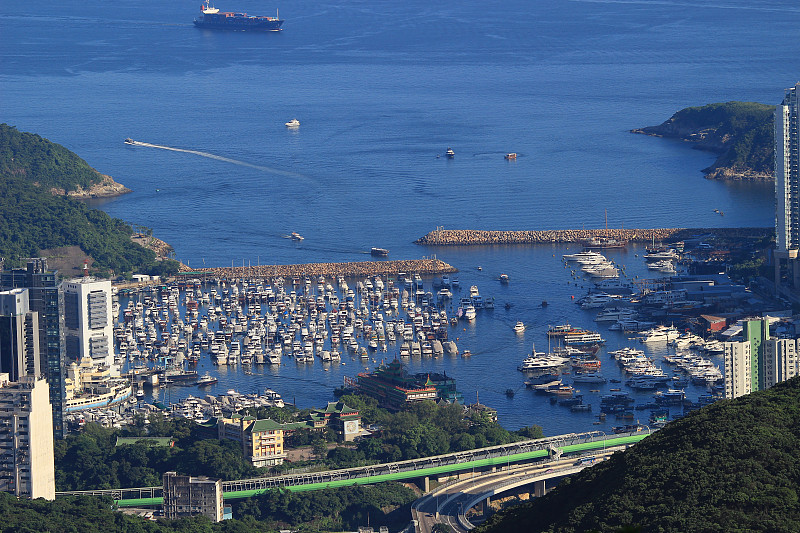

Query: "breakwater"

xmin=178 ymin=258 xmax=458 ymax=279
xmin=414 ymin=227 xmax=772 ymax=246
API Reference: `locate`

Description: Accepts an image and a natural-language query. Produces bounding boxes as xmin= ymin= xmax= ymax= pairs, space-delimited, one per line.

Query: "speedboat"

xmin=285 ymin=119 xmax=300 ymax=128
xmin=124 ymin=138 xmax=135 ymax=145
xmin=500 ymin=273 xmax=510 ymax=283
xmin=290 ymin=232 xmax=304 ymax=241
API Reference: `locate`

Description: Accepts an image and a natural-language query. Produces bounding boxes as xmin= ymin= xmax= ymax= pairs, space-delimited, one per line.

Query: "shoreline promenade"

xmin=414 ymin=227 xmax=772 ymax=246
xmin=178 ymin=258 xmax=458 ymax=278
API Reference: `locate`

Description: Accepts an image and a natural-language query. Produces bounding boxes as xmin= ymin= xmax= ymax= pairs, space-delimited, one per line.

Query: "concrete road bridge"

xmin=56 ymin=429 xmax=650 ymax=508
xmin=411 ymin=448 xmax=625 ymax=533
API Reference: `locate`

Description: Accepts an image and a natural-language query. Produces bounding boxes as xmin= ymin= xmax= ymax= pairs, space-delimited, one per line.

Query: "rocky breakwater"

xmin=179 ymin=258 xmax=458 ymax=279
xmin=415 ymin=228 xmax=772 ymax=246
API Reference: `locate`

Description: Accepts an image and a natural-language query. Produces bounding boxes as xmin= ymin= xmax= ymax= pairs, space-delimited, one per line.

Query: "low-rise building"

xmin=218 ymin=415 xmax=287 ymax=467
xmin=162 ymin=472 xmax=224 ymax=522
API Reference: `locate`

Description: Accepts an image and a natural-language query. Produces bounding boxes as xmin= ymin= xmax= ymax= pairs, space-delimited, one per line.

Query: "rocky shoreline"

xmin=51 ymin=174 xmax=132 ymax=199
xmin=414 ymin=227 xmax=771 ymax=246
xmin=178 ymin=258 xmax=458 ymax=279
xmin=630 ymin=101 xmax=775 ymax=182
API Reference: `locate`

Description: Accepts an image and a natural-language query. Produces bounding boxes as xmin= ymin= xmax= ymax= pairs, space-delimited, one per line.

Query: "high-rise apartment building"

xmin=0 ymin=259 xmax=66 ymax=439
xmin=723 ymin=340 xmax=752 ymax=399
xmin=0 ymin=289 xmax=40 ymax=381
xmin=724 ymin=318 xmax=799 ymax=399
xmin=61 ymin=278 xmax=114 ymax=371
xmin=775 ymin=82 xmax=800 ymax=290
xmin=775 ymin=82 xmax=800 ymax=253
xmin=763 ymin=338 xmax=798 ymax=388
xmin=0 ymin=373 xmax=55 ymax=500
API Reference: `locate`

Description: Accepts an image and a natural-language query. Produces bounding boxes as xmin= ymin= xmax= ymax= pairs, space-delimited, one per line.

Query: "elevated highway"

xmin=56 ymin=429 xmax=649 ymax=508
xmin=412 ymin=448 xmax=622 ymax=533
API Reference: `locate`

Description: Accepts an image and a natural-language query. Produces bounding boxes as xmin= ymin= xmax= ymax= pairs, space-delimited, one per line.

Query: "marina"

xmin=85 ymin=235 xmax=752 ymax=435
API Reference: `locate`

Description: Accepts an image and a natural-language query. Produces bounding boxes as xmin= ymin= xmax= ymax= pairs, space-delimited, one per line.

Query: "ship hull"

xmin=194 ymin=14 xmax=283 ymax=31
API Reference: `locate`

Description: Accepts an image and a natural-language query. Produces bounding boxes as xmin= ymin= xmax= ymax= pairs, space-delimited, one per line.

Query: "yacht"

xmin=640 ymin=325 xmax=680 ymax=343
xmin=514 ymin=321 xmax=525 ymax=334
xmin=572 ymin=372 xmax=607 ymax=384
xmin=563 ymin=250 xmax=606 ymax=264
xmin=595 ymin=307 xmax=638 ymax=323
xmin=285 ymin=119 xmax=300 ymax=128
xmin=445 ymin=147 xmax=455 ymax=159
xmin=464 ymin=305 xmax=476 ymax=321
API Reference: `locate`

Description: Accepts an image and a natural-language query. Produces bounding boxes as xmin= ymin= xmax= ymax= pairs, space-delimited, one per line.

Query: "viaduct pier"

xmin=414 ymin=227 xmax=771 ymax=246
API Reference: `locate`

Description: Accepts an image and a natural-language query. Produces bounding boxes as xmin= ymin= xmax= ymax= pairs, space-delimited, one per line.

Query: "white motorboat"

xmin=563 ymin=250 xmax=606 ymax=264
xmin=640 ymin=325 xmax=680 ymax=343
xmin=514 ymin=321 xmax=525 ymax=333
xmin=285 ymin=119 xmax=300 ymax=128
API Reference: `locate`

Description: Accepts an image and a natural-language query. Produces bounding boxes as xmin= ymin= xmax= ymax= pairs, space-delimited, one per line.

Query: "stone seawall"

xmin=414 ymin=228 xmax=771 ymax=246
xmin=178 ymin=258 xmax=458 ymax=279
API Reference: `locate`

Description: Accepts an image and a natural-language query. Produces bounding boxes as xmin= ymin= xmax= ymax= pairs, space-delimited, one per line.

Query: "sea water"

xmin=3 ymin=0 xmax=799 ymax=434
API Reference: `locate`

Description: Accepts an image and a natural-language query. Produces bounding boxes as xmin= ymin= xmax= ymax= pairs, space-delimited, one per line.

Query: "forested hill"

xmin=631 ymin=101 xmax=775 ymax=181
xmin=0 ymin=126 xmax=176 ymax=276
xmin=475 ymin=376 xmax=800 ymax=533
xmin=0 ymin=123 xmax=131 ymax=197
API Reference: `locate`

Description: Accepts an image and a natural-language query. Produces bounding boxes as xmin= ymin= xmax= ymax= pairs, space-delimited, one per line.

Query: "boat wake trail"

xmin=131 ymin=141 xmax=307 ymax=180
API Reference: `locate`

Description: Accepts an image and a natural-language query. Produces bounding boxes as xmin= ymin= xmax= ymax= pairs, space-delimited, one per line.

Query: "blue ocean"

xmin=3 ymin=0 xmax=799 ymax=434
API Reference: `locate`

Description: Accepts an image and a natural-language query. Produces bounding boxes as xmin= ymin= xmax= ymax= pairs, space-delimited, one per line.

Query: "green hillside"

xmin=0 ymin=126 xmax=176 ymax=276
xmin=0 ymin=123 xmax=106 ymax=192
xmin=0 ymin=174 xmax=157 ymax=274
xmin=632 ymin=101 xmax=775 ymax=180
xmin=475 ymin=377 xmax=800 ymax=533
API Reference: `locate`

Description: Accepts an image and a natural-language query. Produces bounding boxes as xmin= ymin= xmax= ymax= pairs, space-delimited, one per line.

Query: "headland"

xmin=414 ymin=227 xmax=772 ymax=246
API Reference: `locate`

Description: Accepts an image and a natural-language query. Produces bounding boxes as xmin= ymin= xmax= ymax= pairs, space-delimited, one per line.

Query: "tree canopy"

xmin=0 ymin=123 xmax=105 ymax=192
xmin=475 ymin=376 xmax=800 ymax=533
xmin=634 ymin=101 xmax=775 ymax=179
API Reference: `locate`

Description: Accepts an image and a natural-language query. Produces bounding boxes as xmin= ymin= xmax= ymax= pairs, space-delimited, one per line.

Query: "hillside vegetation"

xmin=475 ymin=377 xmax=800 ymax=533
xmin=0 ymin=123 xmax=107 ymax=192
xmin=0 ymin=125 xmax=177 ymax=276
xmin=632 ymin=101 xmax=775 ymax=180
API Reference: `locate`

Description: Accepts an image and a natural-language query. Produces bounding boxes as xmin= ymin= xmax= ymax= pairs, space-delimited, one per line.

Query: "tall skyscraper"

xmin=0 ymin=373 xmax=55 ymax=500
xmin=0 ymin=260 xmax=65 ymax=439
xmin=61 ymin=278 xmax=114 ymax=371
xmin=0 ymin=289 xmax=40 ymax=381
xmin=776 ymin=82 xmax=800 ymax=253
xmin=775 ymin=82 xmax=800 ymax=290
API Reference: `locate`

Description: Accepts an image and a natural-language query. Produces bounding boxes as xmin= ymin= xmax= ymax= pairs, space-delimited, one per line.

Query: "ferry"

xmin=194 ymin=1 xmax=284 ymax=31
xmin=65 ymin=380 xmax=132 ymax=413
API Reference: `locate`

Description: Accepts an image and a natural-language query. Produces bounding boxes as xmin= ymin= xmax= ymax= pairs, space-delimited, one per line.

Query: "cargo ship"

xmin=194 ymin=1 xmax=284 ymax=31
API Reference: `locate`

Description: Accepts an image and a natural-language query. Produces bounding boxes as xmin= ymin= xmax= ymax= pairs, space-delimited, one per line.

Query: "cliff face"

xmin=50 ymin=174 xmax=132 ymax=199
xmin=631 ymin=101 xmax=775 ymax=181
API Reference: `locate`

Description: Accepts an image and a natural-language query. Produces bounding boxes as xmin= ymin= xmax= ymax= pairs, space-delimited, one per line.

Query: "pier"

xmin=177 ymin=258 xmax=458 ymax=279
xmin=414 ymin=227 xmax=771 ymax=246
